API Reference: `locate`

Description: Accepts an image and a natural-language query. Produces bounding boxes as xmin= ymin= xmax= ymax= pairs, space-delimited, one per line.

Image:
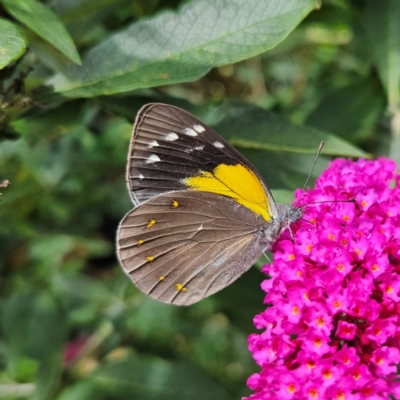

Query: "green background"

xmin=0 ymin=0 xmax=398 ymax=399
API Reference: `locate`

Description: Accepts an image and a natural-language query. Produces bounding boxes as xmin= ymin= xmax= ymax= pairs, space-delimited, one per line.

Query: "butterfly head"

xmin=276 ymin=203 xmax=303 ymax=233
xmin=258 ymin=204 xmax=303 ymax=247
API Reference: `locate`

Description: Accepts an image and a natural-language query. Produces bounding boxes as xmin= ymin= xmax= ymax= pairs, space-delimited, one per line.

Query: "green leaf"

xmin=56 ymin=381 xmax=101 ymax=400
xmin=306 ymin=78 xmax=386 ymax=142
xmin=209 ymin=102 xmax=369 ymax=158
xmin=84 ymin=356 xmax=231 ymax=400
xmin=125 ymin=297 xmax=178 ymax=343
xmin=1 ymin=291 xmax=68 ymax=400
xmin=271 ymin=189 xmax=296 ymax=205
xmin=52 ymin=274 xmax=112 ymax=304
xmin=58 ymin=356 xmax=233 ymax=400
xmin=240 ymin=149 xmax=328 ymax=190
xmin=1 ymin=0 xmax=81 ymax=65
xmin=48 ymin=0 xmax=319 ymax=98
xmin=51 ymin=0 xmax=129 ymax=24
xmin=0 ymin=18 xmax=27 ymax=69
xmin=215 ymin=268 xmax=265 ymax=332
xmin=363 ymin=0 xmax=400 ymax=107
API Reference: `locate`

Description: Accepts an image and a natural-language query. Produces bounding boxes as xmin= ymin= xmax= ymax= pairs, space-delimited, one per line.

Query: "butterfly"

xmin=116 ymin=103 xmax=302 ymax=305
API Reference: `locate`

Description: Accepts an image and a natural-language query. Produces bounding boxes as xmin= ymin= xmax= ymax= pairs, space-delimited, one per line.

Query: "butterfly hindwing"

xmin=127 ymin=103 xmax=278 ymax=220
xmin=117 ymin=191 xmax=269 ymax=305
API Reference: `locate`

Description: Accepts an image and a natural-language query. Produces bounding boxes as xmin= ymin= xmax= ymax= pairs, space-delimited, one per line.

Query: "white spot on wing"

xmin=213 ymin=141 xmax=224 ymax=149
xmin=197 ymin=224 xmax=203 ymax=231
xmin=184 ymin=127 xmax=198 ymax=137
xmin=213 ymin=255 xmax=228 ymax=268
xmin=148 ymin=140 xmax=159 ymax=148
xmin=193 ymin=124 xmax=205 ymax=133
xmin=146 ymin=154 xmax=161 ymax=164
xmin=138 ymin=174 xmax=144 ymax=179
xmin=184 ymin=148 xmax=194 ymax=153
xmin=194 ymin=145 xmax=204 ymax=151
xmin=165 ymin=132 xmax=179 ymax=141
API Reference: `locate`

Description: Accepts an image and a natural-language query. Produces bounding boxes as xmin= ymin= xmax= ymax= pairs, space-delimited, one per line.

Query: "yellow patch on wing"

xmin=183 ymin=164 xmax=272 ymax=222
xmin=146 ymin=219 xmax=156 ymax=228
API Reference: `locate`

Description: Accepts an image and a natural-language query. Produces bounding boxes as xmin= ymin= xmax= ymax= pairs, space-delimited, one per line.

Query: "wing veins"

xmin=168 ymin=233 xmax=253 ymax=304
xmin=139 ymin=113 xmax=190 ymax=131
xmin=130 ymin=174 xmax=188 ymax=182
xmin=133 ymin=155 xmax=210 ymax=168
xmin=134 ymin=227 xmax=255 ymax=282
xmin=119 ymin=223 xmax=251 ymax=250
xmin=123 ymin=239 xmax=195 ymax=271
xmin=137 ymin=124 xmax=233 ymax=152
xmin=126 ymin=209 xmax=252 ymax=226
xmin=135 ymin=139 xmax=222 ymax=161
xmin=150 ymin=229 xmax=254 ymax=300
xmin=189 ymin=235 xmax=253 ymax=300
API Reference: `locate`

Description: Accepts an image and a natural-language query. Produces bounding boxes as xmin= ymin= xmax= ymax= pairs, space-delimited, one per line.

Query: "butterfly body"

xmin=117 ymin=103 xmax=302 ymax=305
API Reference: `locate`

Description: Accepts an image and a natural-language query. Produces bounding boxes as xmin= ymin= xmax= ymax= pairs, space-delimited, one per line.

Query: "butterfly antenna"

xmin=300 ymin=217 xmax=315 ymax=226
xmin=294 ymin=141 xmax=324 ymax=207
xmin=300 ymin=198 xmax=356 ymax=209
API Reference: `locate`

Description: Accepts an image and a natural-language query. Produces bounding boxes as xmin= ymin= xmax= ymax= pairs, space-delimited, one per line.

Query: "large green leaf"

xmin=1 ymin=0 xmax=81 ymax=65
xmin=306 ymin=78 xmax=386 ymax=142
xmin=363 ymin=0 xmax=400 ymax=107
xmin=48 ymin=0 xmax=319 ymax=98
xmin=0 ymin=18 xmax=28 ymax=69
xmin=208 ymin=102 xmax=368 ymax=157
xmin=51 ymin=0 xmax=131 ymax=24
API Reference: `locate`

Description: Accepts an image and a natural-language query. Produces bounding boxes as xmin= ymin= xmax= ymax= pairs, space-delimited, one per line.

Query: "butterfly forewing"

xmin=127 ymin=103 xmax=277 ymax=216
xmin=117 ymin=191 xmax=268 ymax=305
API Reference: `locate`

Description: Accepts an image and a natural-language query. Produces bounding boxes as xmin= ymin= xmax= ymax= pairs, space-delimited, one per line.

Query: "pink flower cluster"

xmin=246 ymin=158 xmax=400 ymax=400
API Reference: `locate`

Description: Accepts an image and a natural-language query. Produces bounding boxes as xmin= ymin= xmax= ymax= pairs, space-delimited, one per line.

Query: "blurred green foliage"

xmin=0 ymin=0 xmax=399 ymax=399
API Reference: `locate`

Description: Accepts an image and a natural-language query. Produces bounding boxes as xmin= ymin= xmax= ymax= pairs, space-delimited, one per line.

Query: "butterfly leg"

xmin=262 ymin=248 xmax=271 ymax=263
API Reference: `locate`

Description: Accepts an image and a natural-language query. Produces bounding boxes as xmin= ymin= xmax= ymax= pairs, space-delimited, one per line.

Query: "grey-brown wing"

xmin=126 ymin=103 xmax=278 ymax=219
xmin=117 ymin=191 xmax=268 ymax=305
